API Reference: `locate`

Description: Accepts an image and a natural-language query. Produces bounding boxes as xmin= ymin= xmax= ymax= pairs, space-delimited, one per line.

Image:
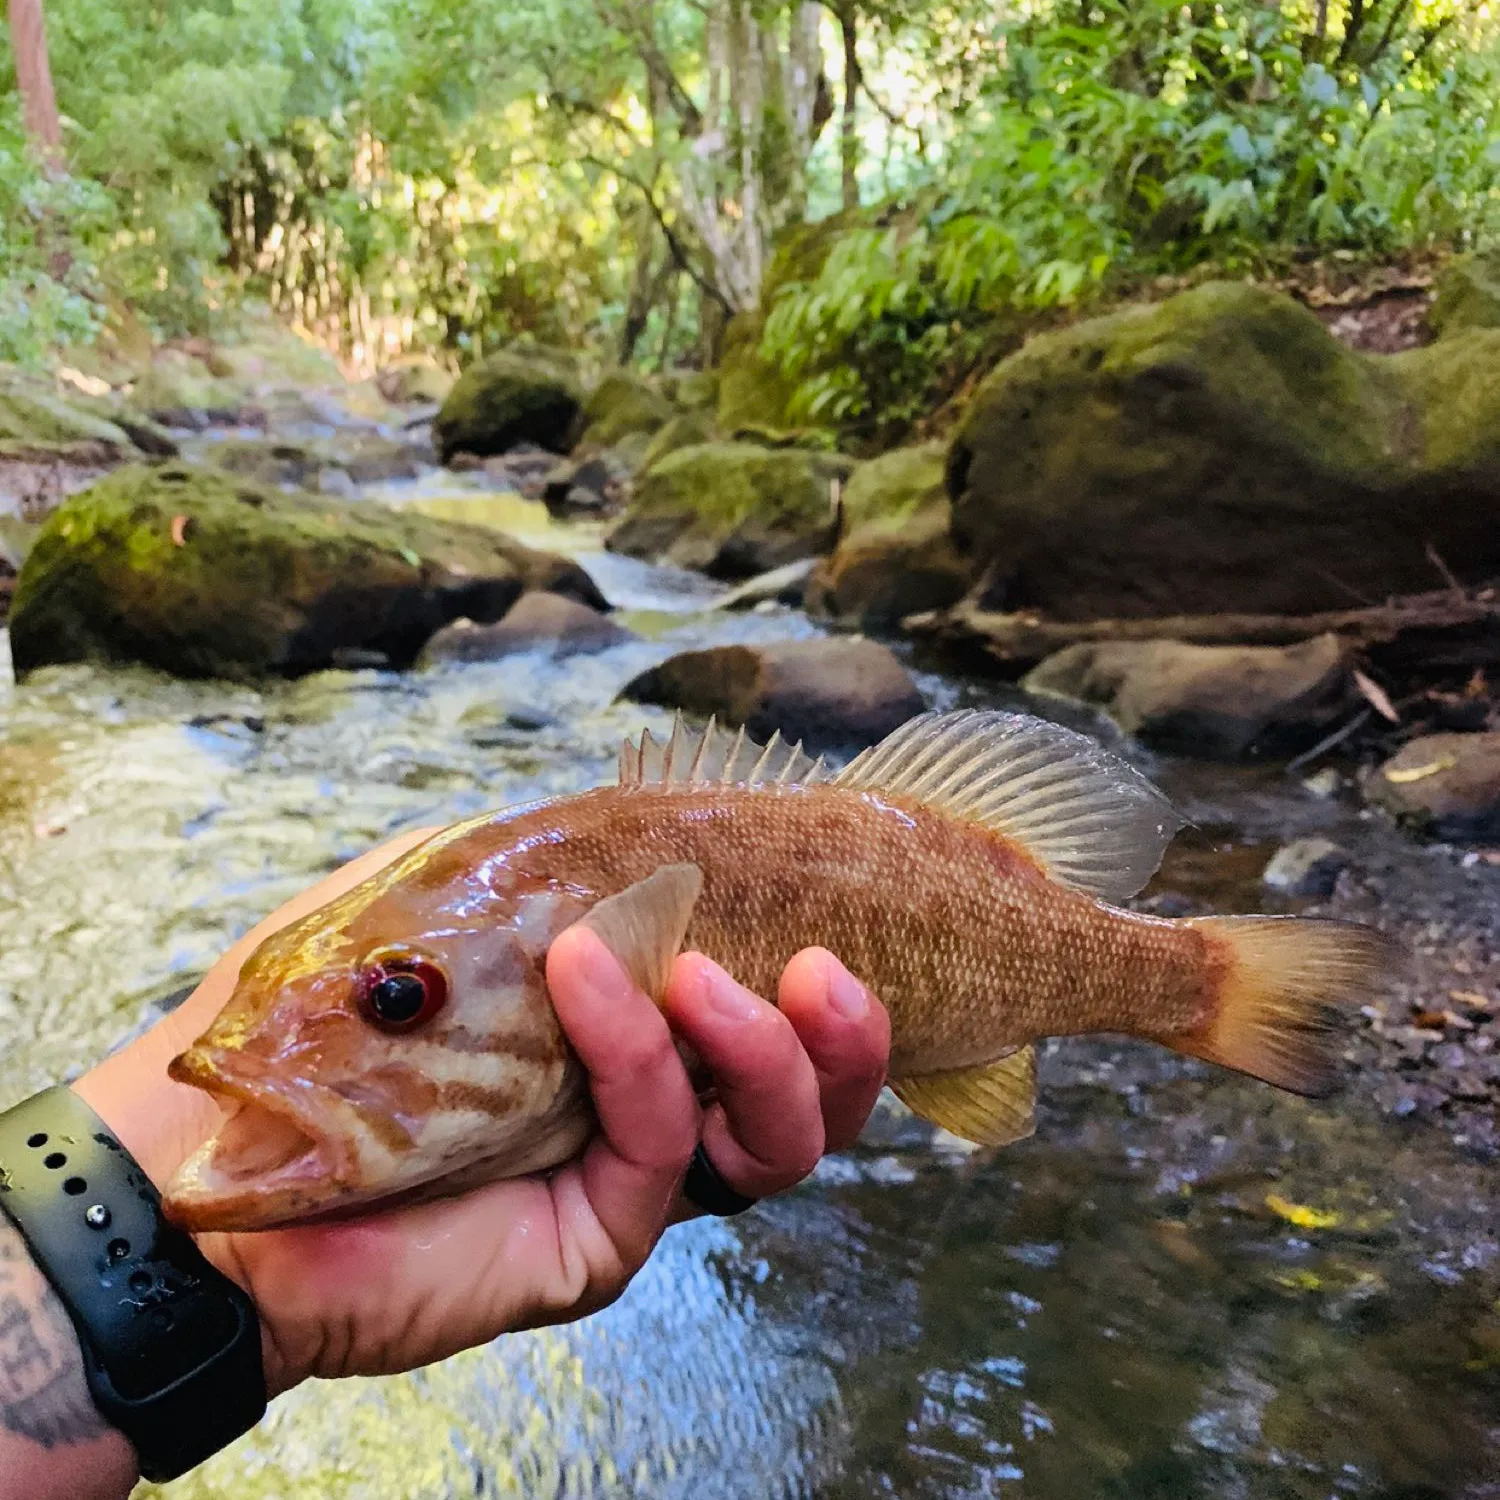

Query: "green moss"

xmin=608 ymin=441 xmax=852 ymax=576
xmin=0 ymin=367 xmax=132 ymax=446
xmin=434 ymin=349 xmax=584 ymax=461
xmin=572 ymin=370 xmax=673 ymax=449
xmin=1429 ymin=250 xmax=1500 ymax=338
xmin=841 ymin=442 xmax=947 ymax=534
xmin=639 ymin=411 xmax=718 ymax=472
xmin=10 ymin=464 xmax=605 ymax=679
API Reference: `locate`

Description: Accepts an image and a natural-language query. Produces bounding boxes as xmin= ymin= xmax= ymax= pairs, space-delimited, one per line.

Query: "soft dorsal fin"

xmin=833 ymin=709 xmax=1181 ymax=902
xmin=891 ymin=1046 xmax=1037 ymax=1147
xmin=578 ymin=863 xmax=703 ymax=1005
xmin=618 ymin=714 xmax=830 ymax=789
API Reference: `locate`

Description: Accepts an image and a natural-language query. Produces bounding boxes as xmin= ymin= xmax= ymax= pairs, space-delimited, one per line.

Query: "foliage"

xmin=762 ymin=0 xmax=1500 ymax=431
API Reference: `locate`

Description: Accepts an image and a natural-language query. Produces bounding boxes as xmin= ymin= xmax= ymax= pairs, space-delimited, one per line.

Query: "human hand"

xmin=74 ymin=832 xmax=891 ymax=1397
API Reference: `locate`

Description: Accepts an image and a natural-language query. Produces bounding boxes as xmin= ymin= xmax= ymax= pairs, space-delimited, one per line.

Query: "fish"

xmin=163 ymin=709 xmax=1397 ymax=1232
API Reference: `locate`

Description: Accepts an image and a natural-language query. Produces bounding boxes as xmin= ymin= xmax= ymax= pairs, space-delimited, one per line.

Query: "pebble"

xmin=1261 ymin=836 xmax=1350 ymax=897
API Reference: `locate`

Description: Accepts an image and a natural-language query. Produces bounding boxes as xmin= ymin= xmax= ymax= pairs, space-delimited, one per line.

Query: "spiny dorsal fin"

xmin=578 ymin=864 xmax=703 ymax=1005
xmin=891 ymin=1047 xmax=1037 ymax=1147
xmin=617 ymin=714 xmax=830 ymax=789
xmin=833 ymin=709 xmax=1181 ymax=903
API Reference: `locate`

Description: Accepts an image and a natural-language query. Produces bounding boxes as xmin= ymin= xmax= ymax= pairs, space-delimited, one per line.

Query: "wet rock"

xmin=9 ymin=463 xmax=607 ymax=680
xmin=422 ymin=591 xmax=632 ymax=664
xmin=434 ymin=347 xmax=584 ymax=463
xmin=1430 ymin=249 xmax=1500 ymax=338
xmin=1362 ymin=732 xmax=1500 ymax=840
xmin=375 ymin=357 xmax=454 ymax=406
xmin=607 ymin=441 xmax=852 ymax=578
xmin=1301 ymin=767 xmax=1346 ymax=800
xmin=948 ymin=281 xmax=1500 ymax=620
xmin=806 ymin=443 xmax=971 ymax=628
xmin=1262 ymin=837 xmax=1350 ymax=898
xmin=570 ymin=370 xmax=673 ymax=450
xmin=621 ymin=637 xmax=925 ymax=749
xmin=542 ymin=450 xmax=633 ymax=519
xmin=1022 ymin=633 xmax=1350 ymax=758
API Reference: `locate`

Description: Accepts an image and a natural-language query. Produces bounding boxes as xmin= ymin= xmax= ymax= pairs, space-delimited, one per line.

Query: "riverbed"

xmin=2 ymin=479 xmax=1496 ymax=1499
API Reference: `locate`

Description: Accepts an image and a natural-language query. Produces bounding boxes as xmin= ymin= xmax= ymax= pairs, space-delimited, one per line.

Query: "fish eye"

xmin=357 ymin=950 xmax=448 ymax=1032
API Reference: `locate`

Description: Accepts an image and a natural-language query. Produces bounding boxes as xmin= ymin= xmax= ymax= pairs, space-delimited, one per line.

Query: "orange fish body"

xmin=165 ymin=711 xmax=1393 ymax=1232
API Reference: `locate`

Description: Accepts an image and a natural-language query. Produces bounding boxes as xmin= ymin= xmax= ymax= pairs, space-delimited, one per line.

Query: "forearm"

xmin=0 ymin=1215 xmax=138 ymax=1500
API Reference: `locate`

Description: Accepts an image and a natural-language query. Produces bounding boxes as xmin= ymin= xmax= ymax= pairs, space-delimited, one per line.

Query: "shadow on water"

xmin=1 ymin=499 xmax=1497 ymax=1497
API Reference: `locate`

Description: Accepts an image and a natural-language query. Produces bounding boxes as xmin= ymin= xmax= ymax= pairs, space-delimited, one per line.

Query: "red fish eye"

xmin=357 ymin=951 xmax=448 ymax=1032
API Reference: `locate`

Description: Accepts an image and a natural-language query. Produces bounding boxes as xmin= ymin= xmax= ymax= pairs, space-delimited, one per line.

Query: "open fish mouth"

xmin=165 ymin=1047 xmax=352 ymax=1230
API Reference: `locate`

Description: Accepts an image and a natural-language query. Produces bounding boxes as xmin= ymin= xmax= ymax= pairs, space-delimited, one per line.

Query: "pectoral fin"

xmin=578 ymin=863 xmax=704 ymax=1005
xmin=891 ymin=1047 xmax=1037 ymax=1146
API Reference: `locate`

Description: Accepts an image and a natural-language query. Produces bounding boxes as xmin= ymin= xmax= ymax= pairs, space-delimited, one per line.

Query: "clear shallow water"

xmin=1 ymin=487 xmax=1497 ymax=1499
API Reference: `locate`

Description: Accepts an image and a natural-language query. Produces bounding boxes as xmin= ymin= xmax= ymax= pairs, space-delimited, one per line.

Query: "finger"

xmin=665 ymin=953 xmax=824 ymax=1200
xmin=545 ymin=926 xmax=700 ymax=1264
xmin=776 ymin=949 xmax=891 ymax=1152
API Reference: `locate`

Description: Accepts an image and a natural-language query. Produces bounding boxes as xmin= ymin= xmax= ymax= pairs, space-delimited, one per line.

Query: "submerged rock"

xmin=1362 ymin=732 xmax=1500 ymax=840
xmin=422 ymin=591 xmax=633 ymax=664
xmin=1262 ymin=837 xmax=1350 ymax=898
xmin=434 ymin=348 xmax=584 ymax=463
xmin=607 ymin=441 xmax=851 ymax=578
xmin=9 ymin=464 xmax=606 ymax=680
xmin=1022 ymin=633 xmax=1349 ymax=757
xmin=806 ymin=443 xmax=971 ymax=628
xmin=949 ymin=281 xmax=1500 ymax=620
xmin=621 ymin=637 xmax=925 ymax=749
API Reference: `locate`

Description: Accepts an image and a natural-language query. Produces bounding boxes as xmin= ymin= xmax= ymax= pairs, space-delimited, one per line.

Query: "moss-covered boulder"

xmin=376 ymin=357 xmax=455 ymax=405
xmin=639 ymin=411 xmax=718 ymax=472
xmin=606 ymin=441 xmax=853 ymax=578
xmin=571 ymin=370 xmax=673 ymax=450
xmin=433 ymin=348 xmax=584 ymax=463
xmin=949 ymin=281 xmax=1500 ymax=621
xmin=806 ymin=443 xmax=972 ymax=627
xmin=1430 ymin=250 xmax=1500 ymax=338
xmin=9 ymin=464 xmax=607 ymax=680
xmin=126 ymin=349 xmax=250 ymax=427
xmin=0 ymin=368 xmax=137 ymax=451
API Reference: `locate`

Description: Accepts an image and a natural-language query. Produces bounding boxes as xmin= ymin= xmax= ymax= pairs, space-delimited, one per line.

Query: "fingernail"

xmin=824 ymin=957 xmax=869 ymax=1023
xmin=699 ymin=960 xmax=761 ymax=1023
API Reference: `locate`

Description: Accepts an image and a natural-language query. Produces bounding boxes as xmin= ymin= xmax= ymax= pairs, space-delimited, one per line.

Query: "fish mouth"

xmin=165 ymin=1046 xmax=353 ymax=1232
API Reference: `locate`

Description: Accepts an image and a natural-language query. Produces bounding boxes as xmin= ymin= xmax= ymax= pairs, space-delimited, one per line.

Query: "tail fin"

xmin=1172 ymin=916 xmax=1401 ymax=1097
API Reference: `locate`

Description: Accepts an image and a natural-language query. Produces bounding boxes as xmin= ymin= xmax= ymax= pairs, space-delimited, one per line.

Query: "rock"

xmin=948 ymin=281 xmax=1500 ymax=620
xmin=638 ymin=411 xmax=717 ymax=472
xmin=607 ymin=442 xmax=852 ymax=578
xmin=421 ymin=591 xmax=633 ymax=663
xmin=571 ymin=371 xmax=673 ymax=450
xmin=9 ymin=463 xmax=607 ymax=680
xmin=1021 ymin=633 xmax=1350 ymax=757
xmin=711 ymin=557 xmax=817 ymax=611
xmin=433 ymin=348 xmax=584 ymax=463
xmin=805 ymin=443 xmax=971 ymax=628
xmin=126 ymin=348 xmax=249 ymax=428
xmin=621 ymin=637 xmax=925 ymax=749
xmin=1262 ymin=837 xmax=1350 ymax=898
xmin=198 ymin=436 xmax=424 ymax=491
xmin=1430 ymin=250 xmax=1500 ymax=338
xmin=542 ymin=450 xmax=633 ymax=519
xmin=659 ymin=370 xmax=719 ymax=411
xmin=1362 ymin=732 xmax=1500 ymax=840
xmin=1301 ymin=767 xmax=1346 ymax=800
xmin=376 ymin=358 xmax=454 ymax=405
xmin=0 ymin=367 xmax=135 ymax=450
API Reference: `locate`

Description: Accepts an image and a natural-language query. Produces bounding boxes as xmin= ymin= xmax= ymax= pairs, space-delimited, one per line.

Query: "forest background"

xmin=3 ymin=0 xmax=1498 ymax=444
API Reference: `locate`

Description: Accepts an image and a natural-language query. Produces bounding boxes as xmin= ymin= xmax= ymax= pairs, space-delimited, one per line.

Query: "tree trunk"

xmin=7 ymin=0 xmax=63 ymax=167
xmin=838 ymin=3 xmax=859 ymax=211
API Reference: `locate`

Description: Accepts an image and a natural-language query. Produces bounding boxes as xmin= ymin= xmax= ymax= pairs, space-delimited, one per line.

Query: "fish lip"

xmin=168 ymin=1045 xmax=355 ymax=1184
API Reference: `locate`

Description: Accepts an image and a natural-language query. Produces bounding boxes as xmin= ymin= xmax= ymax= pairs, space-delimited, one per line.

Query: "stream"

xmin=1 ymin=475 xmax=1497 ymax=1499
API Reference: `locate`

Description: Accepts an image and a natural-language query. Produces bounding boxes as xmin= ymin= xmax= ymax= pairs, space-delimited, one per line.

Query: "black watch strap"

xmin=0 ymin=1086 xmax=265 ymax=1480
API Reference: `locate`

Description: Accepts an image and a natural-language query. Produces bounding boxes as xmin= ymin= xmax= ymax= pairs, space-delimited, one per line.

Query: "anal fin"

xmin=577 ymin=864 xmax=703 ymax=1006
xmin=891 ymin=1047 xmax=1037 ymax=1146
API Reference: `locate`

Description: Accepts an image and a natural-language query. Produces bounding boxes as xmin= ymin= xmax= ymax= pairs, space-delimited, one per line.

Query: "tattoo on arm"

xmin=0 ymin=1216 xmax=106 ymax=1448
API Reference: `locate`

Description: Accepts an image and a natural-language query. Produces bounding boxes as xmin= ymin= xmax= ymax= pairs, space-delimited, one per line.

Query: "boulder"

xmin=948 ymin=281 xmax=1500 ymax=621
xmin=1261 ymin=837 xmax=1349 ymax=898
xmin=621 ymin=637 xmax=925 ymax=749
xmin=422 ymin=591 xmax=633 ymax=664
xmin=376 ymin=358 xmax=455 ymax=406
xmin=1430 ymin=250 xmax=1500 ymax=338
xmin=1362 ymin=732 xmax=1500 ymax=840
xmin=607 ymin=442 xmax=852 ymax=578
xmin=805 ymin=444 xmax=971 ymax=628
xmin=542 ymin=450 xmax=633 ymax=519
xmin=126 ymin=348 xmax=249 ymax=428
xmin=638 ymin=411 xmax=717 ymax=473
xmin=0 ymin=367 xmax=137 ymax=451
xmin=1021 ymin=633 xmax=1350 ymax=757
xmin=571 ymin=371 xmax=673 ymax=450
xmin=434 ymin=348 xmax=584 ymax=463
xmin=9 ymin=463 xmax=607 ymax=681
xmin=659 ymin=370 xmax=719 ymax=412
